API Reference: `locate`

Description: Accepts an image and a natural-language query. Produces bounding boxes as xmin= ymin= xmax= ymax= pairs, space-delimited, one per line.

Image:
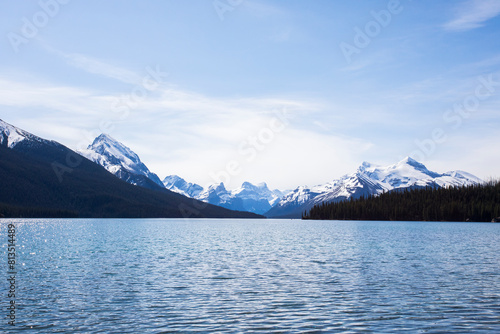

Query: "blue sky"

xmin=1 ymin=0 xmax=500 ymax=190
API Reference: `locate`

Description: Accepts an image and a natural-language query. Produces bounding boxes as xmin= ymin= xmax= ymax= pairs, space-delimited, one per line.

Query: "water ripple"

xmin=1 ymin=219 xmax=499 ymax=333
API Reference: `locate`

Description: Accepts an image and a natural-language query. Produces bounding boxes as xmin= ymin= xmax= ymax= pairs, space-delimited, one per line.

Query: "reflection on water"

xmin=1 ymin=219 xmax=499 ymax=333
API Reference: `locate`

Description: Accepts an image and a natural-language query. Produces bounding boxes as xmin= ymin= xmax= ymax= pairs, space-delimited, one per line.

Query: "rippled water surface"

xmin=1 ymin=219 xmax=499 ymax=333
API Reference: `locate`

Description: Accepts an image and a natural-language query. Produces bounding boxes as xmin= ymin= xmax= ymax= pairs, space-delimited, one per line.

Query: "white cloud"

xmin=62 ymin=53 xmax=141 ymax=84
xmin=444 ymin=0 xmax=500 ymax=32
xmin=146 ymin=126 xmax=372 ymax=190
xmin=426 ymin=133 xmax=500 ymax=181
xmin=42 ymin=44 xmax=142 ymax=84
xmin=0 ymin=71 xmax=371 ymax=189
xmin=13 ymin=47 xmax=499 ymax=190
xmin=0 ymin=78 xmax=102 ymax=115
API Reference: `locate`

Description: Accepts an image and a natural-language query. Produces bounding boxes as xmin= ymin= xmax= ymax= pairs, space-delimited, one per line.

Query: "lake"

xmin=1 ymin=219 xmax=499 ymax=333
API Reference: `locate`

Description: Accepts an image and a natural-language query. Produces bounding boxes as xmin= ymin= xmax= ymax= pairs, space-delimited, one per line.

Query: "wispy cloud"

xmin=1 ymin=63 xmax=364 ymax=188
xmin=62 ymin=53 xmax=141 ymax=84
xmin=444 ymin=0 xmax=500 ymax=32
xmin=42 ymin=44 xmax=141 ymax=84
xmin=0 ymin=78 xmax=98 ymax=114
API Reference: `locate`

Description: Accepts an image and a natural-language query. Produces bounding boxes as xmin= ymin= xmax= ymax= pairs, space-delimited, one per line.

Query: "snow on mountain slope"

xmin=78 ymin=134 xmax=164 ymax=188
xmin=266 ymin=157 xmax=483 ymax=218
xmin=163 ymin=175 xmax=204 ymax=198
xmin=195 ymin=182 xmax=276 ymax=214
xmin=434 ymin=170 xmax=483 ymax=187
xmin=0 ymin=119 xmax=56 ymax=148
xmin=164 ymin=176 xmax=285 ymax=215
xmin=197 ymin=182 xmax=234 ymax=205
xmin=231 ymin=182 xmax=284 ymax=206
xmin=77 ymin=134 xmax=281 ymax=214
xmin=3 ymin=121 xmax=484 ymax=218
xmin=276 ymin=186 xmax=318 ymax=208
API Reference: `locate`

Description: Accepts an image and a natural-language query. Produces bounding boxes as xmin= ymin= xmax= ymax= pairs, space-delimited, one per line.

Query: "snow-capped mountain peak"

xmin=196 ymin=182 xmax=233 ymax=204
xmin=353 ymin=157 xmax=441 ymax=190
xmin=211 ymin=182 xmax=227 ymax=193
xmin=0 ymin=119 xmax=55 ymax=149
xmin=359 ymin=161 xmax=375 ymax=169
xmin=164 ymin=178 xmax=285 ymax=215
xmin=163 ymin=175 xmax=203 ymax=198
xmin=241 ymin=181 xmax=256 ymax=189
xmin=87 ymin=133 xmax=142 ymax=170
xmin=78 ymin=134 xmax=164 ymax=188
xmin=266 ymin=158 xmax=483 ymax=218
xmin=235 ymin=181 xmax=270 ymax=195
xmin=394 ymin=156 xmax=439 ymax=177
xmin=231 ymin=181 xmax=284 ymax=204
xmin=399 ymin=156 xmax=419 ymax=165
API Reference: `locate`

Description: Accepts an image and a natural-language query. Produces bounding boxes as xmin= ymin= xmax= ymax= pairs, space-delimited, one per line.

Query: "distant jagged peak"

xmin=357 ymin=157 xmax=430 ymax=173
xmin=391 ymin=156 xmax=441 ymax=178
xmin=239 ymin=181 xmax=270 ymax=191
xmin=78 ymin=133 xmax=163 ymax=188
xmin=361 ymin=161 xmax=373 ymax=168
xmin=163 ymin=174 xmax=204 ymax=198
xmin=89 ymin=133 xmax=121 ymax=148
xmin=357 ymin=160 xmax=381 ymax=173
xmin=163 ymin=174 xmax=184 ymax=184
xmin=90 ymin=133 xmax=121 ymax=147
xmin=241 ymin=181 xmax=256 ymax=189
xmin=88 ymin=133 xmax=141 ymax=164
xmin=208 ymin=182 xmax=227 ymax=192
xmin=397 ymin=156 xmax=427 ymax=169
xmin=91 ymin=133 xmax=123 ymax=149
xmin=163 ymin=174 xmax=189 ymax=189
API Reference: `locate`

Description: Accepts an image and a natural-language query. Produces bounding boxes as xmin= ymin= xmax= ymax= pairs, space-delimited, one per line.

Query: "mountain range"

xmin=76 ymin=130 xmax=483 ymax=218
xmin=169 ymin=179 xmax=285 ymax=215
xmin=78 ymin=133 xmax=285 ymax=215
xmin=1 ymin=118 xmax=484 ymax=218
xmin=0 ymin=119 xmax=261 ymax=219
xmin=266 ymin=157 xmax=483 ymax=218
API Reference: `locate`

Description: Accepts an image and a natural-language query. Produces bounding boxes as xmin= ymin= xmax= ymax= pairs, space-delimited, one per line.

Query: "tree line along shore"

xmin=303 ymin=181 xmax=500 ymax=222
